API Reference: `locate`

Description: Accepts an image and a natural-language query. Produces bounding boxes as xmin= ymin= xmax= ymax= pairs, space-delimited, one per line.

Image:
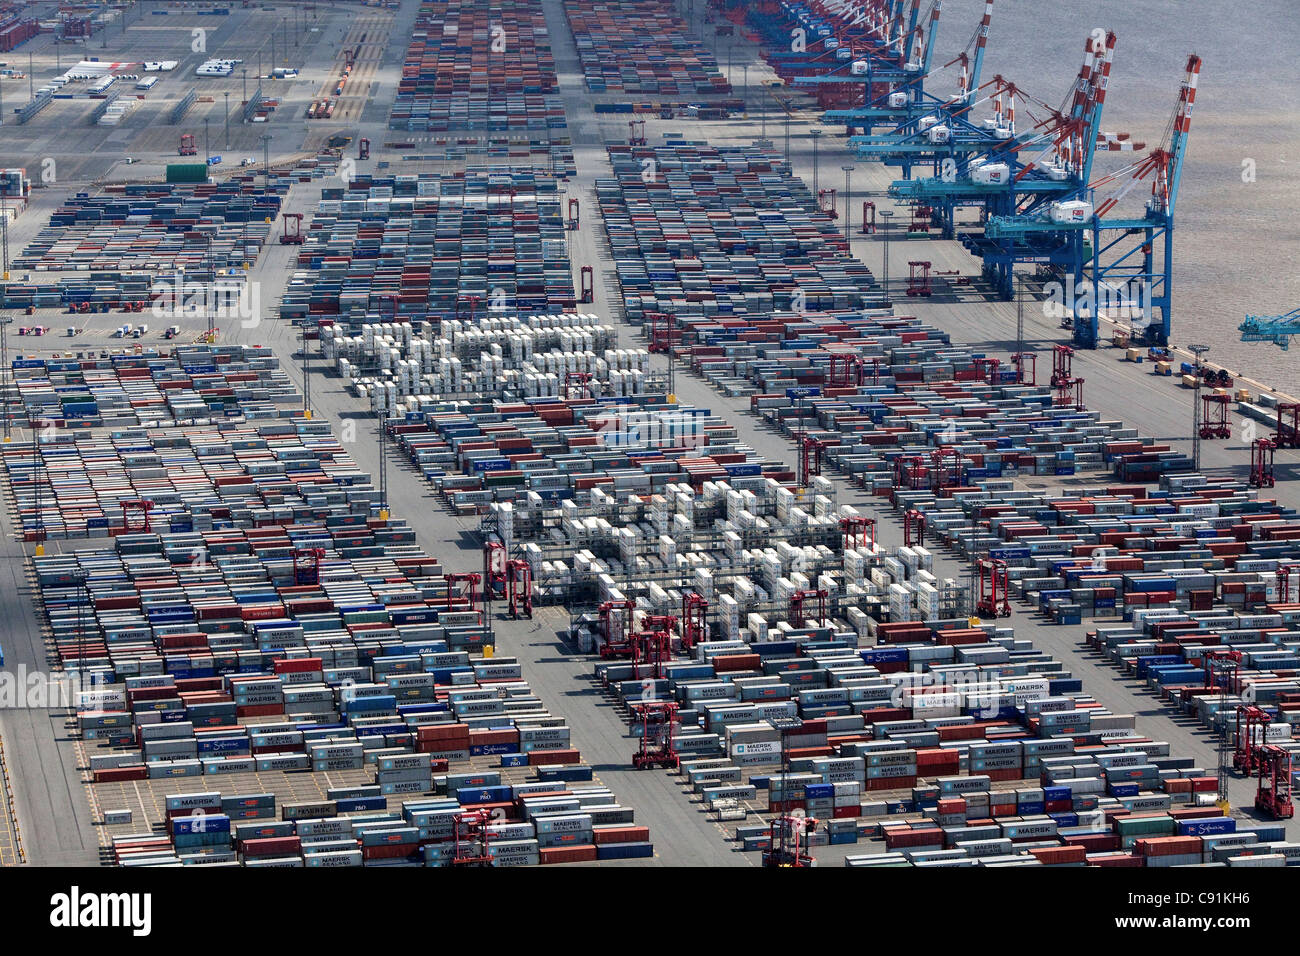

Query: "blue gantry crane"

xmin=846 ymin=21 xmax=1103 ymax=190
xmin=884 ymin=31 xmax=1120 ymax=291
xmin=1240 ymin=309 xmax=1300 ymax=350
xmin=1060 ymin=54 xmax=1201 ymax=347
xmin=824 ymin=0 xmax=995 ymax=144
xmin=732 ymin=0 xmax=899 ymax=110
xmin=788 ymin=0 xmax=943 ymax=132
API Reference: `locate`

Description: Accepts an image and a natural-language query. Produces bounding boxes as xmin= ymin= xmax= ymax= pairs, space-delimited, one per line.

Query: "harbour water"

xmin=931 ymin=0 xmax=1300 ymax=393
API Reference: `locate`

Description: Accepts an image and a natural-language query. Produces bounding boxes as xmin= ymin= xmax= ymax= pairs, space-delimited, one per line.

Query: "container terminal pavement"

xmin=0 ymin=0 xmax=1296 ymax=877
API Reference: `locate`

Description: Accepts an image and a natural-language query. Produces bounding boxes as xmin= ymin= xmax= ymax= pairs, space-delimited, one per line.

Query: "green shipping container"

xmin=166 ymin=163 xmax=209 ymax=184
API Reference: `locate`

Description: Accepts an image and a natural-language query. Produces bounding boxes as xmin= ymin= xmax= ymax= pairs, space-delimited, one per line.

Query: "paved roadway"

xmin=0 ymin=444 xmax=100 ymax=865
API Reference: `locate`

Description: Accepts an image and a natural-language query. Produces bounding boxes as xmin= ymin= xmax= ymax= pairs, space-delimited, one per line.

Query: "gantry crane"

xmin=827 ymin=352 xmax=874 ymax=388
xmin=598 ymin=599 xmax=636 ymax=658
xmin=840 ymin=515 xmax=876 ymax=551
xmin=1233 ymin=705 xmax=1272 ymax=775
xmin=789 ymin=588 xmax=828 ymax=628
xmin=1249 ymin=438 xmax=1276 ymax=489
xmin=630 ymin=700 xmax=679 ymax=770
xmin=762 ymin=812 xmax=818 ymax=867
xmin=292 ymin=547 xmax=325 ymax=586
xmin=444 ymin=572 xmax=482 ymax=618
xmin=903 ymin=508 xmax=925 ymax=547
xmin=1274 ymin=404 xmax=1300 ymax=449
xmin=681 ymin=592 xmax=708 ymax=651
xmin=632 ymin=626 xmax=673 ymax=677
xmin=1276 ymin=563 xmax=1300 ymax=604
xmin=279 ymin=213 xmax=305 ymax=245
xmin=1239 ymin=308 xmax=1300 ymax=350
xmin=1065 ymin=53 xmax=1201 ymax=347
xmin=741 ymin=0 xmax=905 ymax=110
xmin=449 ymin=810 xmax=495 ymax=866
xmin=1253 ymin=745 xmax=1294 ymax=820
xmin=976 ymin=558 xmax=1011 ymax=617
xmin=505 ymin=559 xmax=532 ymax=619
xmin=1207 ymin=649 xmax=1239 ymax=812
xmin=899 ymin=32 xmax=1121 ymax=306
xmin=929 ymin=446 xmax=965 ymax=494
xmin=790 ymin=0 xmax=944 ymax=132
xmin=121 ymin=498 xmax=154 ymax=534
xmin=799 ymin=434 xmax=829 ymax=485
xmin=484 ymin=539 xmax=508 ymax=600
xmin=823 ymin=0 xmax=996 ymax=148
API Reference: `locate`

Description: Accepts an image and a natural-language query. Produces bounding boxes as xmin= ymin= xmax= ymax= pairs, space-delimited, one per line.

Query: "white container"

xmin=970 ymin=162 xmax=1009 ymax=185
xmin=1049 ymin=200 xmax=1093 ymax=224
xmin=925 ymin=125 xmax=951 ymax=145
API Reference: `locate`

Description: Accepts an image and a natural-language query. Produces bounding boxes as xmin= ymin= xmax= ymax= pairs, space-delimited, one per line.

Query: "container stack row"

xmin=11 ymin=350 xmax=299 ymax=427
xmin=0 ymin=17 xmax=38 ymax=52
xmin=388 ymin=0 xmax=575 ymax=175
xmin=896 ymin=471 xmax=1300 ymax=618
xmin=563 ymin=0 xmax=732 ymax=95
xmin=1 ymin=161 xmax=337 ymax=308
xmin=11 ymin=350 xmax=653 ymax=866
xmin=388 ymin=393 xmax=777 ymax=508
xmin=277 ymin=171 xmax=574 ymax=326
xmin=596 ymin=624 xmax=1292 ymax=866
xmin=2 ymin=348 xmax=363 ymax=539
xmin=112 ymin=773 xmax=650 ymax=866
xmin=539 ymin=482 xmax=968 ymax=636
xmin=597 ymin=143 xmax=873 ymax=325
xmin=15 ymin=180 xmax=288 ymax=274
xmin=322 ymin=316 xmax=651 ymax=406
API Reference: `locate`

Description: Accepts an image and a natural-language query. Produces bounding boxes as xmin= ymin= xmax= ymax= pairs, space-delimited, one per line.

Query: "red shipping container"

xmin=273 ymin=657 xmax=323 ymax=674
xmin=1136 ymin=836 xmax=1202 ymax=857
xmin=418 ymin=723 xmax=471 ymax=742
xmin=1030 ymin=845 xmax=1087 ymax=865
xmin=713 ymin=654 xmax=760 ymax=673
xmin=527 ymin=748 xmax=580 ymax=765
xmin=240 ymin=836 xmax=301 ymax=857
xmin=237 ymin=703 xmax=285 ymax=718
xmin=883 ymin=827 xmax=943 ymax=850
xmin=593 ymin=826 xmax=650 ymax=845
xmin=1088 ymin=852 xmax=1143 ymax=867
xmin=362 ymin=843 xmax=416 ymax=860
xmin=540 ymin=845 xmax=599 ymax=865
xmin=1064 ymin=833 xmax=1121 ymax=852
xmin=94 ymin=766 xmax=148 ymax=783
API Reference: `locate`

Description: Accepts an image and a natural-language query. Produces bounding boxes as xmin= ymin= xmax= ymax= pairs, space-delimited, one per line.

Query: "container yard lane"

xmin=0 ymin=429 xmax=99 ymax=866
xmin=0 ymin=733 xmax=23 ymax=865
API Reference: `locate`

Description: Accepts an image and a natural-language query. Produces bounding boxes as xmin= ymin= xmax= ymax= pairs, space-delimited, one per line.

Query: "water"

xmin=929 ymin=0 xmax=1300 ymax=393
